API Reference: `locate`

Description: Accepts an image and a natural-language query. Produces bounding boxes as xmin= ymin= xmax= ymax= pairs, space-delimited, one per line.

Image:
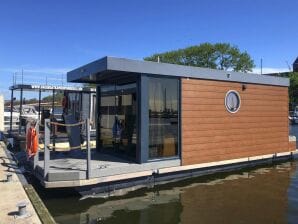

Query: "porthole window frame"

xmin=225 ymin=90 xmax=241 ymax=114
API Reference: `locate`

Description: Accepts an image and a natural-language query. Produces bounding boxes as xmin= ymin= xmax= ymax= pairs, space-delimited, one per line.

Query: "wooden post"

xmin=44 ymin=119 xmax=50 ymax=180
xmin=33 ymin=120 xmax=39 ymax=170
xmin=86 ymin=118 xmax=91 ymax=179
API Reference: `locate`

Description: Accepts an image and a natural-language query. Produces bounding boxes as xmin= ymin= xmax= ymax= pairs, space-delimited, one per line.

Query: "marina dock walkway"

xmin=0 ymin=142 xmax=41 ymax=224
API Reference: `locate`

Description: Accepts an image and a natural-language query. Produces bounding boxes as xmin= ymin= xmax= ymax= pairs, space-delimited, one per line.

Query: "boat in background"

xmin=4 ymin=107 xmax=19 ymax=131
xmin=290 ymin=106 xmax=298 ymax=124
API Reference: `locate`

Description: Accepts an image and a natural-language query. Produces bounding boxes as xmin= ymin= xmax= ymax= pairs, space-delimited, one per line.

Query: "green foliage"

xmin=144 ymin=42 xmax=255 ymax=72
xmin=42 ymin=92 xmax=64 ymax=102
xmin=83 ymin=83 xmax=97 ymax=88
xmin=289 ymin=72 xmax=298 ymax=109
xmin=24 ymin=98 xmax=38 ymax=104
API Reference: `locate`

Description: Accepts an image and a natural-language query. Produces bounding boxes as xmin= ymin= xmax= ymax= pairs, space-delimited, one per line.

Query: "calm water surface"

xmin=40 ymin=161 xmax=298 ymax=224
xmin=40 ymin=125 xmax=298 ymax=224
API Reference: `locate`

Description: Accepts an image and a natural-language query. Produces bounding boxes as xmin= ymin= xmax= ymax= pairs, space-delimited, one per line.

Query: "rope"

xmin=48 ymin=120 xmax=85 ymax=127
xmin=37 ymin=119 xmax=92 ymax=151
xmin=47 ymin=144 xmax=86 ymax=150
xmin=39 ymin=144 xmax=91 ymax=151
xmin=38 ymin=119 xmax=93 ymax=127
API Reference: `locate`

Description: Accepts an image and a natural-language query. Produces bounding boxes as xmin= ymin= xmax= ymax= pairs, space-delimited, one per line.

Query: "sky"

xmin=0 ymin=0 xmax=297 ymax=99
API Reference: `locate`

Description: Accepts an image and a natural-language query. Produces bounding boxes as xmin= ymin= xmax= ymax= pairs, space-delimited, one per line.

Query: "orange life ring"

xmin=26 ymin=127 xmax=38 ymax=157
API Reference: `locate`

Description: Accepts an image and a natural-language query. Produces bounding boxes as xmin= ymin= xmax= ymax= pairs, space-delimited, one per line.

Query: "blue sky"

xmin=0 ymin=0 xmax=297 ymax=99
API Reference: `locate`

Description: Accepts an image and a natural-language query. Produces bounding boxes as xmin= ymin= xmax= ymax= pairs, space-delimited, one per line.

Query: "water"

xmin=40 ymin=161 xmax=298 ymax=224
xmin=39 ymin=125 xmax=298 ymax=224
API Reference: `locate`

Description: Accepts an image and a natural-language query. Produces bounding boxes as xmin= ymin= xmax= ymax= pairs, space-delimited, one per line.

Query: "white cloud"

xmin=251 ymin=67 xmax=290 ymax=74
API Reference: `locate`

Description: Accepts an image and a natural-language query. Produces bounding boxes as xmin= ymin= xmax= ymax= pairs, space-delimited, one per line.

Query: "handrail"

xmin=47 ymin=144 xmax=83 ymax=150
xmin=48 ymin=120 xmax=85 ymax=127
xmin=42 ymin=118 xmax=92 ymax=180
xmin=39 ymin=120 xmax=94 ymax=127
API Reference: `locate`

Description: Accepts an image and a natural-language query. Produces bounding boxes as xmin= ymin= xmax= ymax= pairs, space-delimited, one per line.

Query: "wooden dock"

xmin=0 ymin=142 xmax=54 ymax=224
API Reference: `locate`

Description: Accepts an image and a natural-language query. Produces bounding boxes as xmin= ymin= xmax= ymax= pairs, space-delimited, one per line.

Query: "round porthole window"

xmin=225 ymin=90 xmax=241 ymax=113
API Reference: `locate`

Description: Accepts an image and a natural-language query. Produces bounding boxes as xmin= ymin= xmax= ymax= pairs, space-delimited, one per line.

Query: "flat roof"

xmin=67 ymin=56 xmax=289 ymax=87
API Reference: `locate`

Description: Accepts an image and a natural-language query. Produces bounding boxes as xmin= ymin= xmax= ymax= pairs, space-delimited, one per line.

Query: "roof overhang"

xmin=9 ymin=84 xmax=95 ymax=92
xmin=67 ymin=56 xmax=290 ymax=87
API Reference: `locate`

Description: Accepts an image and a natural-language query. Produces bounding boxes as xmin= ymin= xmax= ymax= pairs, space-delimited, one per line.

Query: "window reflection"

xmin=100 ymin=83 xmax=137 ymax=160
xmin=149 ymin=77 xmax=179 ymax=159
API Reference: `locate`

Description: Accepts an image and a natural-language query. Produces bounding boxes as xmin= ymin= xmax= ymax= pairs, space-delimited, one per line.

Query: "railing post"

xmin=44 ymin=119 xmax=50 ymax=180
xmin=18 ymin=88 xmax=23 ymax=134
xmin=86 ymin=118 xmax=91 ymax=179
xmin=33 ymin=120 xmax=39 ymax=170
xmin=9 ymin=89 xmax=14 ymax=134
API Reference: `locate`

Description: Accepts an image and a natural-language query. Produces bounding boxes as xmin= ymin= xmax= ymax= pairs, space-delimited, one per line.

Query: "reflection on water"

xmin=43 ymin=161 xmax=298 ymax=224
xmin=288 ymin=161 xmax=298 ymax=223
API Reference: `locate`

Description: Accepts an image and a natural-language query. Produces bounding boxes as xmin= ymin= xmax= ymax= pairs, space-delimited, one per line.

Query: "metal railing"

xmin=36 ymin=118 xmax=92 ymax=181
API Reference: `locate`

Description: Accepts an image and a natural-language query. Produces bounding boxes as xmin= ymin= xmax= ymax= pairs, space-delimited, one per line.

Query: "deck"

xmin=29 ymin=148 xmax=298 ymax=191
xmin=32 ymin=149 xmax=181 ymax=187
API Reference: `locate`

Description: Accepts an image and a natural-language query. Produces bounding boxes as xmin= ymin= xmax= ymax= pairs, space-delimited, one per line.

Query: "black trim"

xmin=96 ymin=85 xmax=101 ymax=151
xmin=178 ymin=78 xmax=182 ymax=163
xmin=139 ymin=74 xmax=149 ymax=163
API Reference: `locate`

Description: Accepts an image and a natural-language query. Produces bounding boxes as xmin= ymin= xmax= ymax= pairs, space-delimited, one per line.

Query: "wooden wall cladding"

xmin=181 ymin=78 xmax=290 ymax=166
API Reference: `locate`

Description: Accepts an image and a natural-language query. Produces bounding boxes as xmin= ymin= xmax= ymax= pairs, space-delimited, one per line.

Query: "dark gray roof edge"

xmin=68 ymin=56 xmax=289 ymax=87
xmin=106 ymin=57 xmax=289 ymax=87
xmin=67 ymin=56 xmax=108 ymax=82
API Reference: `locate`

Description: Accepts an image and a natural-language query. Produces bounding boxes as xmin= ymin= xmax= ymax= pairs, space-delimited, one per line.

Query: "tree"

xmin=42 ymin=92 xmax=64 ymax=103
xmin=144 ymin=43 xmax=255 ymax=72
xmin=83 ymin=83 xmax=96 ymax=88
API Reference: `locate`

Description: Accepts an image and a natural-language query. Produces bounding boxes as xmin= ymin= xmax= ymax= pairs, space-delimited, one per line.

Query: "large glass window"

xmin=148 ymin=77 xmax=179 ymax=159
xmin=99 ymin=83 xmax=137 ymax=160
xmin=67 ymin=92 xmax=82 ymax=121
xmin=90 ymin=94 xmax=97 ymax=130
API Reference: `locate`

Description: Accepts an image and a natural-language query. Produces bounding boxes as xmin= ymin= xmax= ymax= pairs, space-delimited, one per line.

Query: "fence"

xmin=34 ymin=118 xmax=92 ymax=180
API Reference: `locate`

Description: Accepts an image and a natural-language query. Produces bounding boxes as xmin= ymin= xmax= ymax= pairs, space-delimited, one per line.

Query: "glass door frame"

xmin=96 ymin=74 xmax=181 ymax=164
xmin=97 ymin=80 xmax=139 ymax=162
xmin=138 ymin=74 xmax=181 ymax=164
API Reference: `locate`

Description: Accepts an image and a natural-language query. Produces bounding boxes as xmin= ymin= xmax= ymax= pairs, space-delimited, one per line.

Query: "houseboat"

xmin=19 ymin=56 xmax=297 ymax=194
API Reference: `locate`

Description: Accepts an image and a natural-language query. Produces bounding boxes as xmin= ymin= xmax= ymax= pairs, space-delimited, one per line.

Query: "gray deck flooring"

xmin=36 ymin=150 xmax=180 ymax=181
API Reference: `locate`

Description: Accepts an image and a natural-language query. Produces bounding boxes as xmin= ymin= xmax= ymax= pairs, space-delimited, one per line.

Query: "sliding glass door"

xmin=99 ymin=83 xmax=137 ymax=160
